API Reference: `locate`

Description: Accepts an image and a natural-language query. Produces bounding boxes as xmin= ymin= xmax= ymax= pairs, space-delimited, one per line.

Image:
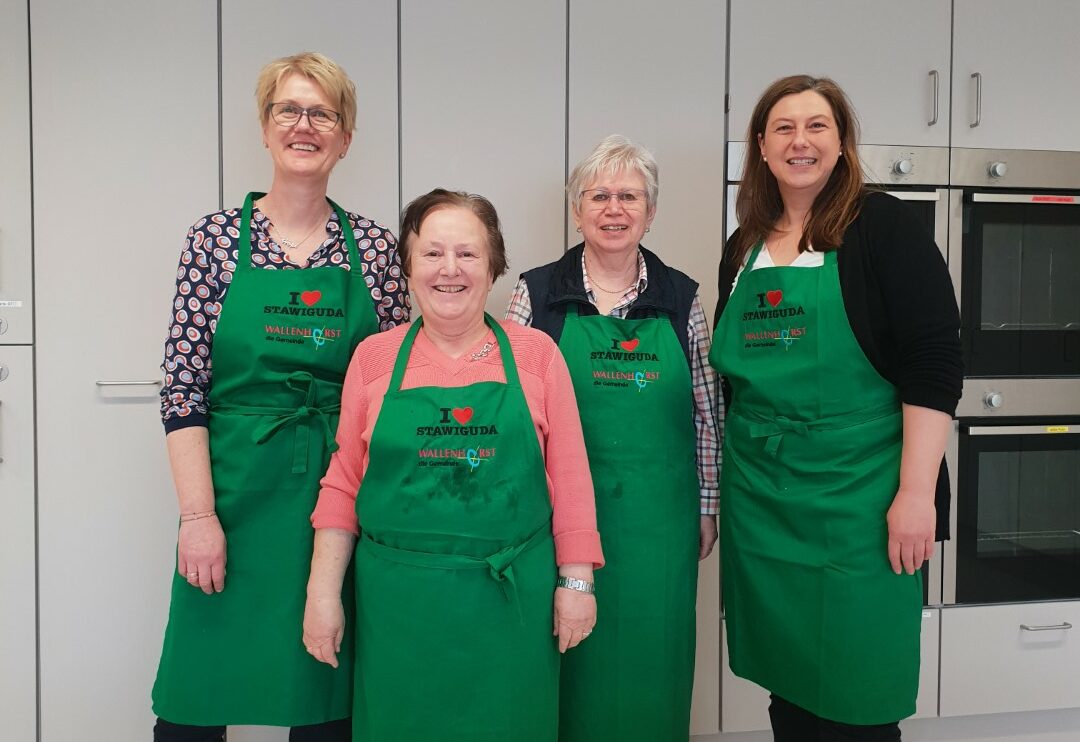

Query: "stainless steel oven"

xmin=945 ymin=418 xmax=1080 ymax=605
xmin=948 ymin=148 xmax=1080 ymax=417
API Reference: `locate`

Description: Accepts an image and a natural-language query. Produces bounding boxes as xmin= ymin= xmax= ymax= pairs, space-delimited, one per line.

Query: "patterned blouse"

xmin=160 ymin=205 xmax=410 ymax=432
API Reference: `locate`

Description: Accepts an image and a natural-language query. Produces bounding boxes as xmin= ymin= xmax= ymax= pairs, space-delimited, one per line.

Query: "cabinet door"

xmin=221 ymin=0 xmax=399 ymax=230
xmin=729 ymin=0 xmax=950 ymax=148
xmin=400 ymin=0 xmax=565 ymax=314
xmin=952 ymin=0 xmax=1080 ymax=152
xmin=0 ymin=0 xmax=32 ymax=344
xmin=31 ymin=2 xmax=219 ymax=740
xmin=569 ymin=0 xmax=727 ymax=325
xmin=940 ymin=601 xmax=1080 ymax=716
xmin=0 ymin=348 xmax=36 ymax=742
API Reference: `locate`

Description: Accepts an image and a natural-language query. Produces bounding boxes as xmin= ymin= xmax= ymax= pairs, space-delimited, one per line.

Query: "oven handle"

xmin=1020 ymin=622 xmax=1073 ymax=632
xmin=970 ymin=192 xmax=1080 ymax=204
xmin=967 ymin=424 xmax=1074 ymax=436
xmin=884 ymin=190 xmax=940 ymax=202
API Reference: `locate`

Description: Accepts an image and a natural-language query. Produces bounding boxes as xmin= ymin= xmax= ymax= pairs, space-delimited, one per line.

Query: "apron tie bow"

xmin=247 ymin=371 xmax=341 ymax=474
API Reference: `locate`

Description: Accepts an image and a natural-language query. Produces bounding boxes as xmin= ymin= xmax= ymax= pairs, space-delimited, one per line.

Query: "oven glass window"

xmin=963 ymin=198 xmax=1080 ymax=375
xmin=957 ymin=427 xmax=1080 ymax=604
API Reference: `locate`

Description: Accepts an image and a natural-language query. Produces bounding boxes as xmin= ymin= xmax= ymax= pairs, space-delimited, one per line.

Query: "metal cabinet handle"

xmin=0 ymin=399 xmax=4 ymax=463
xmin=928 ymin=70 xmax=939 ymax=126
xmin=970 ymin=72 xmax=982 ymax=128
xmin=95 ymin=380 xmax=163 ymax=387
xmin=1020 ymin=622 xmax=1073 ymax=632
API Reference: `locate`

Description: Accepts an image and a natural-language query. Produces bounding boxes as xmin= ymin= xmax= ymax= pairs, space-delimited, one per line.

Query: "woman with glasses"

xmin=506 ymin=135 xmax=723 ymax=741
xmin=151 ymin=52 xmax=407 ymax=742
xmin=711 ymin=75 xmax=961 ymax=741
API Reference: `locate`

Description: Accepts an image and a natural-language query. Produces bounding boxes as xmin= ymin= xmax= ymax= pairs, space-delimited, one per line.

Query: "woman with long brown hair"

xmin=710 ymin=75 xmax=962 ymax=741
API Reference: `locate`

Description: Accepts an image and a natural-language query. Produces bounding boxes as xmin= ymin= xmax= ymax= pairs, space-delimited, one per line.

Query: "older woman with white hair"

xmin=506 ymin=134 xmax=722 ymax=741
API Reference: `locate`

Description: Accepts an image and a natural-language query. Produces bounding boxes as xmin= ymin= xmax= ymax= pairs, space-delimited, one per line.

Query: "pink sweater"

xmin=312 ymin=319 xmax=604 ymax=567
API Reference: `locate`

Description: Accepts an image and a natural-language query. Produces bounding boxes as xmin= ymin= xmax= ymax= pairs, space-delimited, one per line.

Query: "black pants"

xmin=769 ymin=695 xmax=901 ymax=742
xmin=153 ymin=717 xmax=351 ymax=742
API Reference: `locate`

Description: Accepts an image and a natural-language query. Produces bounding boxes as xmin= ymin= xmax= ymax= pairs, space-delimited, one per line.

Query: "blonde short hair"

xmin=255 ymin=52 xmax=358 ymax=132
xmin=566 ymin=134 xmax=659 ymax=211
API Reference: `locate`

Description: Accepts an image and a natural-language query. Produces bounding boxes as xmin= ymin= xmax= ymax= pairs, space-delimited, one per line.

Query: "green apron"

xmin=709 ymin=244 xmax=921 ymax=725
xmin=351 ymin=315 xmax=559 ymax=741
xmin=153 ymin=192 xmax=379 ymax=725
xmin=556 ymin=305 xmax=699 ymax=742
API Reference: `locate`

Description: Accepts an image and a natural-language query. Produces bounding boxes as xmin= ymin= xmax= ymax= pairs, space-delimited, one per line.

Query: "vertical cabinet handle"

xmin=0 ymin=398 xmax=4 ymax=462
xmin=928 ymin=70 xmax=939 ymax=126
xmin=970 ymin=72 xmax=982 ymax=128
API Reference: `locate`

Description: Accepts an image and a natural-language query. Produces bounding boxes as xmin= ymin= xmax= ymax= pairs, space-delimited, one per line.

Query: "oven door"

xmin=952 ymin=190 xmax=1080 ymax=377
xmin=952 ymin=419 xmax=1080 ymax=605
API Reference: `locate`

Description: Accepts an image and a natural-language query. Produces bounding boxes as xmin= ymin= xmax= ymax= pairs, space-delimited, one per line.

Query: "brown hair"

xmin=731 ymin=75 xmax=866 ymax=269
xmin=255 ymin=52 xmax=358 ymax=132
xmin=398 ymin=189 xmax=508 ymax=280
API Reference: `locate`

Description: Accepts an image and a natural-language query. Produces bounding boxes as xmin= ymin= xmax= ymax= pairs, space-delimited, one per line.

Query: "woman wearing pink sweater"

xmin=303 ymin=189 xmax=603 ymax=741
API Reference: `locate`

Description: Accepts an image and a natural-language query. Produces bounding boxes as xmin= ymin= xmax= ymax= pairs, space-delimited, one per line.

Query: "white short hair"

xmin=566 ymin=134 xmax=659 ymax=211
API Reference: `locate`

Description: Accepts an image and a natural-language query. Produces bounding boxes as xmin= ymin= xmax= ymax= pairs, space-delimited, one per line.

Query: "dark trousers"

xmin=769 ymin=695 xmax=902 ymax=742
xmin=153 ymin=717 xmax=351 ymax=742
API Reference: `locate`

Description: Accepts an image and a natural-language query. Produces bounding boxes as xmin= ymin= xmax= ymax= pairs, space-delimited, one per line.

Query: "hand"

xmin=553 ymin=587 xmax=596 ymax=653
xmin=699 ymin=515 xmax=718 ymax=560
xmin=303 ymin=593 xmax=345 ymax=668
xmin=177 ymin=516 xmax=226 ymax=594
xmin=886 ymin=489 xmax=936 ymax=575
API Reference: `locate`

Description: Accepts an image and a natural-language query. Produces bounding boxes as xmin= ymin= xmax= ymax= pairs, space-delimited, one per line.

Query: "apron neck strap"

xmin=388 ymin=314 xmax=521 ymax=392
xmin=745 ymin=240 xmax=766 ymax=268
xmin=238 ymin=192 xmax=360 ymax=272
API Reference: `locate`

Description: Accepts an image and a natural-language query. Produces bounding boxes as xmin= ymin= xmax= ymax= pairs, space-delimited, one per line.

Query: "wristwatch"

xmin=556 ymin=576 xmax=595 ymax=594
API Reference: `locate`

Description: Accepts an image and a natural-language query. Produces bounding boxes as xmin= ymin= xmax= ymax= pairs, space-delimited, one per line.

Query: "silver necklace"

xmin=585 ymin=256 xmax=637 ymax=294
xmin=259 ymin=201 xmax=327 ymax=251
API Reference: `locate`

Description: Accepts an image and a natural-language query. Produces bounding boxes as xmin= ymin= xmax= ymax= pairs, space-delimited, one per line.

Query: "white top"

xmin=730 ymin=243 xmax=825 ymax=294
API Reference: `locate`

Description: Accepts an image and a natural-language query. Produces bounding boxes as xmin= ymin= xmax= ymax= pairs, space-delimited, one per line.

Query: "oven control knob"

xmin=984 ymin=392 xmax=1004 ymax=409
xmin=893 ymin=159 xmax=914 ymax=175
xmin=988 ymin=161 xmax=1008 ymax=178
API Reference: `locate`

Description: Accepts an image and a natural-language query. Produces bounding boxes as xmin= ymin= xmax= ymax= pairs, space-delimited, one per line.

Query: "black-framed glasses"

xmin=268 ymin=102 xmax=342 ymax=132
xmin=581 ymin=189 xmax=648 ymax=210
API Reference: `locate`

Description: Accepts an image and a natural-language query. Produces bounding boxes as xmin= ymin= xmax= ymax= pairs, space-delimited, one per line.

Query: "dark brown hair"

xmin=398 ymin=189 xmax=508 ymax=280
xmin=731 ymin=75 xmax=867 ymax=269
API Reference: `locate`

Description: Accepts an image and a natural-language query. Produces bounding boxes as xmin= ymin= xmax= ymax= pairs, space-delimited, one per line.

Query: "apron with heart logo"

xmin=153 ymin=192 xmax=379 ymax=725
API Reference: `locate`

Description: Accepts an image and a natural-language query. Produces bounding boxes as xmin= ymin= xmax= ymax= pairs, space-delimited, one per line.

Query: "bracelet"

xmin=180 ymin=510 xmax=217 ymax=523
xmin=556 ymin=576 xmax=595 ymax=594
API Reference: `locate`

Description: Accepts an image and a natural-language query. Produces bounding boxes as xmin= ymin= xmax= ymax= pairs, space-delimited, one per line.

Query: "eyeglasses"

xmin=268 ymin=102 xmax=342 ymax=132
xmin=581 ymin=189 xmax=648 ymax=210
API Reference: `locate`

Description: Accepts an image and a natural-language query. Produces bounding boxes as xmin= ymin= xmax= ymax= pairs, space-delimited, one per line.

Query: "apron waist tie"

xmin=213 ymin=371 xmax=341 ymax=474
xmin=741 ymin=402 xmax=898 ymax=458
xmin=359 ymin=519 xmax=553 ymax=626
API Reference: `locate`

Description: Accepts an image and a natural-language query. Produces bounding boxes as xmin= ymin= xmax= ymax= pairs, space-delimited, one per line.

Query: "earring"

xmin=762 ymin=156 xmax=767 ymax=162
xmin=575 ymin=227 xmax=581 ymax=233
xmin=645 ymin=227 xmax=651 ymax=233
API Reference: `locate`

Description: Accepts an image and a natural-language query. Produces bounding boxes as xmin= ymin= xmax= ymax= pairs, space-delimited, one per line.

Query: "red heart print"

xmin=300 ymin=290 xmax=322 ymax=307
xmin=766 ymin=290 xmax=783 ymax=307
xmin=452 ymin=407 xmax=473 ymax=425
xmin=620 ymin=338 xmax=640 ymax=352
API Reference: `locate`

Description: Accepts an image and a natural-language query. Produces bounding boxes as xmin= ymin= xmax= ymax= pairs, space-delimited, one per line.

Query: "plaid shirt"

xmin=505 ymin=251 xmax=723 ymax=515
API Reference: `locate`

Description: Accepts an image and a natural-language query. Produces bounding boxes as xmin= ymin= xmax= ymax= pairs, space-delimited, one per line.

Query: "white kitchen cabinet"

xmin=721 ymin=609 xmax=940 ymax=732
xmin=569 ymin=0 xmax=727 ymax=325
xmin=0 ymin=0 xmax=33 ymax=345
xmin=221 ymin=0 xmax=399 ymax=232
xmin=0 ymin=348 xmax=36 ymax=742
xmin=728 ymin=0 xmax=951 ymax=148
xmin=400 ymin=0 xmax=566 ymax=314
xmin=30 ymin=1 xmax=219 ymax=739
xmin=952 ymin=0 xmax=1080 ymax=152
xmin=940 ymin=601 xmax=1080 ymax=717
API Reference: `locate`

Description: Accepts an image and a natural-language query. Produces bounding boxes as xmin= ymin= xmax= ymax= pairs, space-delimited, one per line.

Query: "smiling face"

xmin=262 ymin=73 xmax=352 ymax=183
xmin=572 ymin=168 xmax=655 ymax=258
xmin=757 ymin=90 xmax=842 ymax=202
xmin=408 ymin=206 xmax=494 ymax=333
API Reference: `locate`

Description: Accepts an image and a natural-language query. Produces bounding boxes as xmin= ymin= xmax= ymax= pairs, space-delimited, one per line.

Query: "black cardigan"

xmin=715 ymin=191 xmax=963 ymax=541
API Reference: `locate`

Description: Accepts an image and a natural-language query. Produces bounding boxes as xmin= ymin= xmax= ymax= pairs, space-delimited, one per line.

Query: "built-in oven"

xmin=945 ymin=418 xmax=1080 ymax=605
xmin=948 ymin=149 xmax=1080 ymax=417
xmin=726 ymin=143 xmax=952 ymax=605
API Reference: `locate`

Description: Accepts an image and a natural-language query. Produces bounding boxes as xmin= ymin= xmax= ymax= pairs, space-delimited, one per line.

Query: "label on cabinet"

xmin=0 ymin=300 xmax=24 ymax=307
